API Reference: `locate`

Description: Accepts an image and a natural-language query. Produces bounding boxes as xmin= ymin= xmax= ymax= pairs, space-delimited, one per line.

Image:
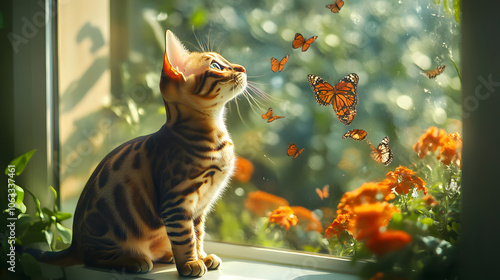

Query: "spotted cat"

xmin=29 ymin=30 xmax=247 ymax=277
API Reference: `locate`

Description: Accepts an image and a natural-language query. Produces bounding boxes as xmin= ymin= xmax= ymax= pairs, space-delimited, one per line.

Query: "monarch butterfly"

xmin=270 ymin=55 xmax=290 ymax=72
xmin=342 ymin=129 xmax=368 ymax=141
xmin=292 ymin=33 xmax=318 ymax=52
xmin=307 ymin=73 xmax=359 ymax=125
xmin=368 ymin=136 xmax=393 ymax=166
xmin=286 ymin=142 xmax=304 ymax=158
xmin=261 ymin=108 xmax=285 ymax=123
xmin=416 ymin=64 xmax=446 ymax=79
xmin=316 ymin=184 xmax=329 ymax=200
xmin=326 ymin=0 xmax=344 ymax=13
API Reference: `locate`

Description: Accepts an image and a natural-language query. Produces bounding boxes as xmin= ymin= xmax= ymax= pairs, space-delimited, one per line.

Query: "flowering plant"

xmin=230 ymin=127 xmax=462 ymax=279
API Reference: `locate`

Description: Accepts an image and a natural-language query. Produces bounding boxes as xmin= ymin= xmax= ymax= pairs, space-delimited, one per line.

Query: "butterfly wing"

xmin=268 ymin=115 xmax=285 ymax=123
xmin=302 ymin=36 xmax=318 ymax=52
xmin=292 ymin=33 xmax=305 ymax=49
xmin=426 ymin=65 xmax=446 ymax=79
xmin=295 ymin=148 xmax=304 ymax=158
xmin=332 ymin=73 xmax=359 ymax=125
xmin=271 ymin=57 xmax=279 ymax=72
xmin=342 ymin=129 xmax=368 ymax=141
xmin=316 ymin=185 xmax=329 ymax=200
xmin=287 ymin=142 xmax=298 ymax=157
xmin=278 ymin=55 xmax=290 ymax=72
xmin=326 ymin=0 xmax=344 ymax=13
xmin=370 ymin=137 xmax=393 ymax=165
xmin=308 ymin=74 xmax=335 ymax=106
xmin=315 ymin=188 xmax=324 ymax=200
xmin=262 ymin=108 xmax=273 ymax=120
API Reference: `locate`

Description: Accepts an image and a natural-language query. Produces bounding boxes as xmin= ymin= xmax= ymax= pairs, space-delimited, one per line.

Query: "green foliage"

xmin=4 ymin=149 xmax=36 ymax=177
xmin=1 ymin=150 xmax=73 ymax=278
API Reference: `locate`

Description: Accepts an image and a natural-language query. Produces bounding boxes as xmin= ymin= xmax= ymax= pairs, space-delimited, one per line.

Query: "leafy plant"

xmin=1 ymin=150 xmax=73 ymax=278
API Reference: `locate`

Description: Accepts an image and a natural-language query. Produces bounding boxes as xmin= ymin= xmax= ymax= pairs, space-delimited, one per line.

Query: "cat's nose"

xmin=234 ymin=65 xmax=246 ymax=73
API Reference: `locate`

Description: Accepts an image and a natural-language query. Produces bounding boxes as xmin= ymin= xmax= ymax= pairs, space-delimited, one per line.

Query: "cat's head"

xmin=160 ymin=30 xmax=247 ymax=115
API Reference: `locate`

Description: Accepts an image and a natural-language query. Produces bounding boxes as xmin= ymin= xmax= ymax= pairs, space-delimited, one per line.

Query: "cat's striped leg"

xmin=84 ymin=238 xmax=153 ymax=273
xmin=164 ymin=209 xmax=207 ymax=277
xmin=194 ymin=215 xmax=221 ymax=270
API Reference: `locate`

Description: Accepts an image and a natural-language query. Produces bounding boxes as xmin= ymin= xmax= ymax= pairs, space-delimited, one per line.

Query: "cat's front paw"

xmin=178 ymin=260 xmax=207 ymax=277
xmin=203 ymin=254 xmax=221 ymax=270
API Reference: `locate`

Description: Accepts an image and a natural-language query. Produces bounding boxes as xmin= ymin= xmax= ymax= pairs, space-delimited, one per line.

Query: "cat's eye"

xmin=210 ymin=62 xmax=222 ymax=71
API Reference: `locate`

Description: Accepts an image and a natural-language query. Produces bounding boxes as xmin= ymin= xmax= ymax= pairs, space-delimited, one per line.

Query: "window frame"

xmin=7 ymin=0 xmax=500 ymax=279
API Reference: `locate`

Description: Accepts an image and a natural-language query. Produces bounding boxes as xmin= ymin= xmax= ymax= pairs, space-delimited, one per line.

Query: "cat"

xmin=28 ymin=30 xmax=247 ymax=277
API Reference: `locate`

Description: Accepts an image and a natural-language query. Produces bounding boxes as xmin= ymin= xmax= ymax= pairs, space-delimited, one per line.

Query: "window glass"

xmin=59 ymin=0 xmax=461 ymax=258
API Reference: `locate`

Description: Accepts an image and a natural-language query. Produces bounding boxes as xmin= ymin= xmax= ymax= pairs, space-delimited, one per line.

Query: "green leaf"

xmin=443 ymin=0 xmax=451 ymax=15
xmin=454 ymin=0 xmax=461 ymax=23
xmin=50 ymin=186 xmax=58 ymax=200
xmin=451 ymin=222 xmax=461 ymax=234
xmin=56 ymin=223 xmax=72 ymax=244
xmin=15 ymin=185 xmax=26 ymax=213
xmin=420 ymin=217 xmax=434 ymax=226
xmin=4 ymin=149 xmax=36 ymax=176
xmin=450 ymin=58 xmax=462 ymax=83
xmin=25 ymin=188 xmax=42 ymax=219
xmin=392 ymin=212 xmax=403 ymax=224
xmin=54 ymin=212 xmax=72 ymax=222
xmin=20 ymin=252 xmax=42 ymax=277
xmin=43 ymin=229 xmax=54 ymax=249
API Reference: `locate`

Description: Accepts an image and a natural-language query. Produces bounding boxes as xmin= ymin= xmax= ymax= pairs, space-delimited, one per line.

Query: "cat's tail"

xmin=19 ymin=244 xmax=82 ymax=266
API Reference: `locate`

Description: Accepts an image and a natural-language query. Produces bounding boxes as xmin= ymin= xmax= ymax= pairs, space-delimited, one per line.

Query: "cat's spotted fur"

xmin=31 ymin=30 xmax=247 ymax=277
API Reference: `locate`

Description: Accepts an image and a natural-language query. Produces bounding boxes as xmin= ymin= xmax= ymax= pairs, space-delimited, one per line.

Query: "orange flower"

xmin=290 ymin=206 xmax=323 ymax=232
xmin=413 ymin=127 xmax=462 ymax=167
xmin=325 ymin=213 xmax=351 ymax=238
xmin=385 ymin=166 xmax=427 ymax=195
xmin=234 ymin=157 xmax=254 ymax=183
xmin=413 ymin=126 xmax=447 ymax=158
xmin=422 ymin=194 xmax=439 ymax=207
xmin=437 ymin=132 xmax=462 ymax=167
xmin=366 ymin=230 xmax=412 ymax=256
xmin=347 ymin=202 xmax=399 ymax=240
xmin=269 ymin=206 xmax=298 ymax=230
xmin=245 ymin=190 xmax=289 ymax=216
xmin=337 ymin=181 xmax=395 ymax=215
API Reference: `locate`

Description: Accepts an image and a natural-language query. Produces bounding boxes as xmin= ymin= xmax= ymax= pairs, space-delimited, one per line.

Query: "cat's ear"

xmin=162 ymin=30 xmax=190 ymax=81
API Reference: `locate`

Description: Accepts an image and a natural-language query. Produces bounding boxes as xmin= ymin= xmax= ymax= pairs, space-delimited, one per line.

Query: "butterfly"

xmin=261 ymin=108 xmax=285 ymax=123
xmin=316 ymin=184 xmax=329 ymax=200
xmin=286 ymin=142 xmax=304 ymax=158
xmin=270 ymin=55 xmax=290 ymax=72
xmin=368 ymin=136 xmax=393 ymax=166
xmin=292 ymin=33 xmax=318 ymax=52
xmin=416 ymin=64 xmax=446 ymax=79
xmin=342 ymin=129 xmax=368 ymax=141
xmin=326 ymin=0 xmax=344 ymax=13
xmin=307 ymin=73 xmax=359 ymax=125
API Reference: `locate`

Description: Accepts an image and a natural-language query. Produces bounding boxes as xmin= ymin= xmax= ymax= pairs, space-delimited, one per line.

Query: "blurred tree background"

xmin=59 ymin=0 xmax=461 ymax=252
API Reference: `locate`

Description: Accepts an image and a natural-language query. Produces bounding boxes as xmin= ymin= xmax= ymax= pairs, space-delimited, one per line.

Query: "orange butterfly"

xmin=326 ymin=0 xmax=344 ymax=13
xmin=270 ymin=55 xmax=290 ymax=72
xmin=261 ymin=108 xmax=285 ymax=123
xmin=316 ymin=184 xmax=329 ymax=200
xmin=307 ymin=73 xmax=359 ymax=125
xmin=342 ymin=129 xmax=368 ymax=141
xmin=292 ymin=33 xmax=318 ymax=52
xmin=416 ymin=65 xmax=446 ymax=79
xmin=286 ymin=142 xmax=304 ymax=158
xmin=368 ymin=136 xmax=393 ymax=166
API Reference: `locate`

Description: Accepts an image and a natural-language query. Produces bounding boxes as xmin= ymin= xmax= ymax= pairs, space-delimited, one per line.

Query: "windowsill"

xmin=38 ymin=242 xmax=363 ymax=279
